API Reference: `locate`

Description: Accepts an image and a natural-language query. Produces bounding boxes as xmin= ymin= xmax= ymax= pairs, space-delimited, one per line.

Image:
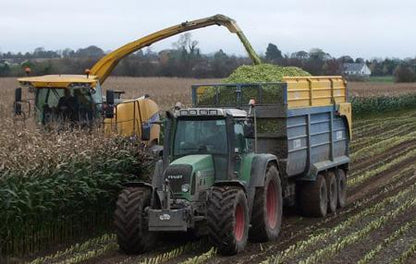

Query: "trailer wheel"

xmin=337 ymin=169 xmax=347 ymax=208
xmin=326 ymin=171 xmax=337 ymax=213
xmin=249 ymin=165 xmax=282 ymax=242
xmin=299 ymin=173 xmax=328 ymax=217
xmin=207 ymin=186 xmax=249 ymax=255
xmin=114 ymin=187 xmax=156 ymax=254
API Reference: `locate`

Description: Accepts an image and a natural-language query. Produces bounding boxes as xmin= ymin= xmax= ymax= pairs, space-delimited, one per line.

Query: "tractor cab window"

xmin=234 ymin=121 xmax=248 ymax=153
xmin=173 ymin=119 xmax=228 ymax=156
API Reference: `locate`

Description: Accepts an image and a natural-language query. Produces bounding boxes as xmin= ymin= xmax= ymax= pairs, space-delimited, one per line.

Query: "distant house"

xmin=343 ymin=63 xmax=371 ymax=78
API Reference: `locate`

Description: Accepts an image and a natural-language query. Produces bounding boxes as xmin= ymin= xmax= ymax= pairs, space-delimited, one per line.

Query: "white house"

xmin=343 ymin=63 xmax=371 ymax=78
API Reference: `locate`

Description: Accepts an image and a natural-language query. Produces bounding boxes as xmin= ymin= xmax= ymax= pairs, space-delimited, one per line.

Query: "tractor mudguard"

xmin=247 ymin=154 xmax=279 ymax=215
xmin=123 ymin=181 xmax=153 ymax=191
xmin=212 ymin=180 xmax=247 ymax=193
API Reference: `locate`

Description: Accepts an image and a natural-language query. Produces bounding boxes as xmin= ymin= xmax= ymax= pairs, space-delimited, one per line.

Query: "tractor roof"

xmin=18 ymin=74 xmax=98 ymax=88
xmin=176 ymin=108 xmax=247 ymax=118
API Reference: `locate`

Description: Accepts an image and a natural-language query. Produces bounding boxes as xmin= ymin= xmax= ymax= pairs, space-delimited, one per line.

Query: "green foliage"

xmin=394 ymin=64 xmax=416 ymax=83
xmin=368 ymin=75 xmax=394 ymax=83
xmin=265 ymin=43 xmax=283 ymax=63
xmin=0 ymin=128 xmax=153 ymax=259
xmin=351 ymin=94 xmax=416 ymax=116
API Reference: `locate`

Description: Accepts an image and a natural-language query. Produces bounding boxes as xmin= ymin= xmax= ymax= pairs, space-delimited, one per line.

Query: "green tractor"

xmin=114 ymin=104 xmax=282 ymax=255
xmin=114 ymin=80 xmax=351 ymax=255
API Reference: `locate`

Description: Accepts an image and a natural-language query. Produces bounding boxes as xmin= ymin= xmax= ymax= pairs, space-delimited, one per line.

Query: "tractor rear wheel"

xmin=326 ymin=171 xmax=337 ymax=213
xmin=207 ymin=186 xmax=249 ymax=255
xmin=249 ymin=165 xmax=283 ymax=242
xmin=299 ymin=173 xmax=328 ymax=217
xmin=337 ymin=169 xmax=347 ymax=208
xmin=114 ymin=187 xmax=156 ymax=254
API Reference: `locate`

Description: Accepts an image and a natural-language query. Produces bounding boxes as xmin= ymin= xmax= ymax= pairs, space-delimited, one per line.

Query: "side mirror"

xmin=14 ymin=88 xmax=22 ymax=115
xmin=243 ymin=122 xmax=255 ymax=138
xmin=105 ymin=106 xmax=114 ymax=118
xmin=106 ymin=90 xmax=115 ymax=105
xmin=105 ymin=90 xmax=115 ymax=118
xmin=141 ymin=124 xmax=151 ymax=141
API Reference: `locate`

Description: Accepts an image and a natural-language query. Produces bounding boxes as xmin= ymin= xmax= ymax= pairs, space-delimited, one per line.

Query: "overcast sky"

xmin=1 ymin=0 xmax=415 ymax=59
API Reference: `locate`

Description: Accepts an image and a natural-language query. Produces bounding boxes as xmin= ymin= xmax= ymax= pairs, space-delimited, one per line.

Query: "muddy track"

xmin=351 ymin=139 xmax=416 ymax=171
xmin=327 ymin=206 xmax=416 ymax=263
xmin=351 ymin=139 xmax=416 ymax=173
xmin=101 ymin=162 xmax=416 ymax=264
xmin=348 ymin=155 xmax=416 ymax=200
xmin=207 ymin=168 xmax=416 ymax=264
xmin=351 ymin=123 xmax=416 ymax=152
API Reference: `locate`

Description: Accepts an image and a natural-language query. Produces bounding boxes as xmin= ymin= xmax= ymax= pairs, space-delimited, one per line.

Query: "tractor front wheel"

xmin=207 ymin=186 xmax=249 ymax=255
xmin=114 ymin=187 xmax=157 ymax=254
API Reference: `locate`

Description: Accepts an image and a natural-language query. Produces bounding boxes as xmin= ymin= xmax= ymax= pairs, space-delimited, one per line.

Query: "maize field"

xmin=1 ymin=77 xmax=416 ymax=263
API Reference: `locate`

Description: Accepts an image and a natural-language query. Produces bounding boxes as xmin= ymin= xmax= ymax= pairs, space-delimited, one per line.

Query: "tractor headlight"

xmin=181 ymin=184 xmax=190 ymax=193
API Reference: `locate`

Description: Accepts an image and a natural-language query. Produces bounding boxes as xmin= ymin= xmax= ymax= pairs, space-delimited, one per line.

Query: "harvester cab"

xmin=16 ymin=75 xmax=103 ymax=127
xmin=15 ymin=74 xmax=160 ymax=143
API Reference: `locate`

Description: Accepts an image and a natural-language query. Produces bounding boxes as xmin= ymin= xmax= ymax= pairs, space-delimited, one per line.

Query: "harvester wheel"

xmin=207 ymin=186 xmax=249 ymax=255
xmin=299 ymin=173 xmax=328 ymax=217
xmin=336 ymin=169 xmax=347 ymax=208
xmin=249 ymin=165 xmax=282 ymax=242
xmin=326 ymin=171 xmax=337 ymax=213
xmin=114 ymin=187 xmax=156 ymax=254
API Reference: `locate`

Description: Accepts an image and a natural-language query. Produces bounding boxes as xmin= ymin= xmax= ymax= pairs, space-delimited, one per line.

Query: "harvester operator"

xmin=57 ymin=89 xmax=79 ymax=122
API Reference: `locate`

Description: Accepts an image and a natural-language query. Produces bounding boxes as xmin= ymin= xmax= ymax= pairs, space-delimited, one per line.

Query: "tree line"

xmin=1 ymin=34 xmax=415 ymax=82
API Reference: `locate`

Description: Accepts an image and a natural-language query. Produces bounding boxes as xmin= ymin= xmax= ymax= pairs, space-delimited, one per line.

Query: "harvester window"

xmin=35 ymin=88 xmax=65 ymax=123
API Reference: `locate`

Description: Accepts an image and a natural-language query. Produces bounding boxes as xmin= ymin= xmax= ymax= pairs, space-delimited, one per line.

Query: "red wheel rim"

xmin=266 ymin=180 xmax=277 ymax=228
xmin=234 ymin=203 xmax=245 ymax=241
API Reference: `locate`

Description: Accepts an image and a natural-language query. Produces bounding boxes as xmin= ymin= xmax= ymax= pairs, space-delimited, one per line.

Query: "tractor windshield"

xmin=173 ymin=119 xmax=228 ymax=156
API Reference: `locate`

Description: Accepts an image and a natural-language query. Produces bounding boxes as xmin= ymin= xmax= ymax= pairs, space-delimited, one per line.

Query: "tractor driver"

xmin=203 ymin=121 xmax=227 ymax=154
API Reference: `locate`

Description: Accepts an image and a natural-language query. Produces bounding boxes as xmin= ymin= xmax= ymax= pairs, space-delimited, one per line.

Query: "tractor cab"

xmin=16 ymin=74 xmax=103 ymax=126
xmin=167 ymin=108 xmax=253 ymax=190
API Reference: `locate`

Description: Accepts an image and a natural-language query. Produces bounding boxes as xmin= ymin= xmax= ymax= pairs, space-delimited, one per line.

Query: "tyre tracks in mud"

xmin=207 ymin=163 xmax=416 ymax=264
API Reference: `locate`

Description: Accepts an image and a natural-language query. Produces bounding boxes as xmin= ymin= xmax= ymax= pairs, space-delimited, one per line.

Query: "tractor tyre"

xmin=114 ymin=187 xmax=156 ymax=254
xmin=299 ymin=173 xmax=328 ymax=217
xmin=249 ymin=165 xmax=283 ymax=242
xmin=336 ymin=169 xmax=347 ymax=208
xmin=326 ymin=171 xmax=337 ymax=213
xmin=207 ymin=186 xmax=249 ymax=255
